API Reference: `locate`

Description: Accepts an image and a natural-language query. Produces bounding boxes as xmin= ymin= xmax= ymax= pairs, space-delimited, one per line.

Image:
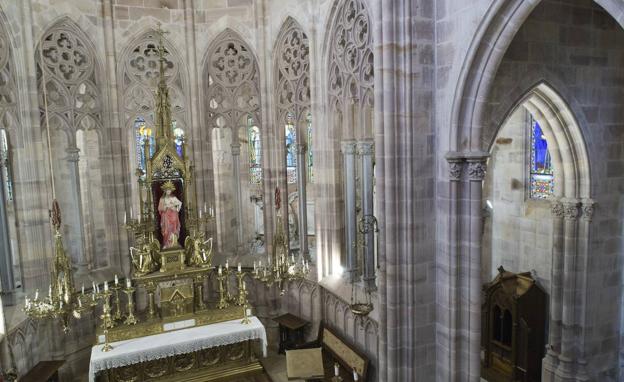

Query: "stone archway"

xmin=441 ymin=1 xmax=624 ymax=381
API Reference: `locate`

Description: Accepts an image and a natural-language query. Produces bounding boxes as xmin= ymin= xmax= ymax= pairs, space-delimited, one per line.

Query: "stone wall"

xmin=482 ymin=106 xmax=553 ymax=293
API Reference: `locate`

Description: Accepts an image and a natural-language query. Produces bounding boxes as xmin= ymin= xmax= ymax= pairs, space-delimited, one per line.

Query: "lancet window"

xmin=0 ymin=20 xmax=18 ymax=295
xmin=205 ymin=30 xmax=262 ymax=250
xmin=328 ymin=0 xmax=376 ymax=284
xmin=529 ymin=115 xmax=554 ymax=199
xmin=37 ymin=19 xmax=106 ymax=270
xmin=121 ymin=30 xmax=188 ymax=174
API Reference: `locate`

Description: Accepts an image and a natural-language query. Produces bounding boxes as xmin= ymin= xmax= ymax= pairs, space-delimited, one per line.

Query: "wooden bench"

xmin=291 ymin=322 xmax=370 ymax=381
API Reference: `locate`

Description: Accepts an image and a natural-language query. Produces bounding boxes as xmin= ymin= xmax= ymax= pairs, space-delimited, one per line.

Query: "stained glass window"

xmin=0 ymin=129 xmax=12 ymax=202
xmin=134 ymin=117 xmax=154 ymax=174
xmin=529 ymin=116 xmax=554 ymax=199
xmin=307 ymin=113 xmax=313 ymax=183
xmin=172 ymin=120 xmax=184 ymax=158
xmin=285 ymin=113 xmax=297 ymax=184
xmin=248 ymin=116 xmax=262 ymax=184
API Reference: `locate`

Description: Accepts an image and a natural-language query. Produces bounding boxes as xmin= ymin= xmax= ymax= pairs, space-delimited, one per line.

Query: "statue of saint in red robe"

xmin=158 ymin=181 xmax=182 ymax=248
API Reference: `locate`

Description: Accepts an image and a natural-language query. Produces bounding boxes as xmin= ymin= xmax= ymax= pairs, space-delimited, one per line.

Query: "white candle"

xmin=199 ymin=209 xmax=202 ymax=219
xmin=204 ymin=202 xmax=207 ymax=214
xmin=130 ymin=207 xmax=133 ymax=219
xmin=48 ymin=285 xmax=52 ymax=298
xmin=253 ymin=261 xmax=257 ymax=271
xmin=291 ymin=254 xmax=295 ymax=263
xmin=225 ymin=259 xmax=229 ymax=269
xmin=115 ymin=274 xmax=119 ymax=286
xmin=218 ymin=265 xmax=222 ymax=275
xmin=96 ymin=284 xmax=100 ymax=293
xmin=104 ymin=281 xmax=109 ymax=291
xmin=202 ymin=249 xmax=207 ymax=262
xmin=92 ymin=281 xmax=96 ymax=292
xmin=238 ymin=263 xmax=241 ymax=273
xmin=59 ymin=300 xmax=63 ymax=309
xmin=353 ymin=369 xmax=359 ymax=381
xmin=81 ymin=284 xmax=85 ymax=295
xmin=35 ymin=289 xmax=39 ymax=300
xmin=242 ymin=281 xmax=246 ymax=290
xmin=78 ymin=298 xmax=82 ymax=308
xmin=124 ymin=212 xmax=127 ymax=225
xmin=126 ymin=278 xmax=131 ymax=288
xmin=140 ymin=254 xmax=143 ymax=268
xmin=334 ymin=364 xmax=339 ymax=376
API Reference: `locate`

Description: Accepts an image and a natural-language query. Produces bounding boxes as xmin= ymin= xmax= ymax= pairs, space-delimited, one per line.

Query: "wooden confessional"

xmin=482 ymin=267 xmax=547 ymax=382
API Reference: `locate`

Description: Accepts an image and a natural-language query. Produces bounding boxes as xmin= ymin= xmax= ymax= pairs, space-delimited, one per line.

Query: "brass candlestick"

xmin=236 ymin=272 xmax=246 ymax=306
xmin=224 ymin=267 xmax=235 ymax=303
xmin=241 ymin=287 xmax=251 ymax=325
xmin=216 ymin=272 xmax=229 ymax=309
xmin=112 ymin=285 xmax=122 ymax=321
xmin=100 ymin=290 xmax=114 ymax=352
xmin=123 ymin=286 xmax=138 ymax=325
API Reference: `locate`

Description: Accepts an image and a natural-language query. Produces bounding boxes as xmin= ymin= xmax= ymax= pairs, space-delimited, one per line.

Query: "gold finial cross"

xmin=155 ymin=22 xmax=170 ymax=60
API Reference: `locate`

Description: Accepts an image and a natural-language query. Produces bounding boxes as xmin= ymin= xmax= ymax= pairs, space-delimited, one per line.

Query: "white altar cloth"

xmin=88 ymin=317 xmax=267 ymax=382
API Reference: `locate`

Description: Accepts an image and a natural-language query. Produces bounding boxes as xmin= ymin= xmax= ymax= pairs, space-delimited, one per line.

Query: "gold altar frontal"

xmin=100 ymin=340 xmax=263 ymax=382
xmin=97 ymin=305 xmax=244 ymax=343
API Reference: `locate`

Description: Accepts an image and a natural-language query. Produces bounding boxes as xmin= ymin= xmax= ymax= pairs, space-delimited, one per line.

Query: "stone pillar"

xmin=543 ymin=199 xmax=565 ymax=380
xmin=466 ymin=156 xmax=487 ymax=382
xmin=556 ymin=198 xmax=580 ymax=380
xmin=574 ymin=199 xmax=594 ymax=381
xmin=446 ymin=156 xmax=463 ymax=381
xmin=295 ymin=143 xmax=309 ymax=260
xmin=341 ymin=141 xmax=357 ymax=279
xmin=358 ymin=141 xmax=375 ymax=290
xmin=231 ymin=142 xmax=244 ymax=246
xmin=0 ymin=154 xmax=13 ymax=293
xmin=65 ymin=147 xmax=88 ymax=274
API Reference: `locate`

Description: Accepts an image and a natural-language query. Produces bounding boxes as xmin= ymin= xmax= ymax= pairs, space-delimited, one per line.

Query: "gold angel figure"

xmin=185 ymin=233 xmax=213 ymax=267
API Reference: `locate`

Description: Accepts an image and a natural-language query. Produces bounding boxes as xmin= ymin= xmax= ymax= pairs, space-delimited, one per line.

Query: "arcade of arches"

xmin=0 ymin=0 xmax=623 ymax=381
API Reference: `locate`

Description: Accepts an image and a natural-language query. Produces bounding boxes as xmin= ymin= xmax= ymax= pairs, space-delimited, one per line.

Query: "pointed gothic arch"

xmin=202 ymin=28 xmax=262 ymax=254
xmin=36 ymin=16 xmax=111 ymax=272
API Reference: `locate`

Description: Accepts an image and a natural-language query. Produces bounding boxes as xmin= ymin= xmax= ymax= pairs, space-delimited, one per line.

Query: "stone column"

xmin=65 ymin=147 xmax=88 ymax=274
xmin=231 ymin=142 xmax=244 ymax=246
xmin=466 ymin=155 xmax=487 ymax=382
xmin=446 ymin=156 xmax=463 ymax=381
xmin=543 ymin=199 xmax=565 ymax=380
xmin=341 ymin=141 xmax=357 ymax=279
xmin=358 ymin=141 xmax=375 ymax=290
xmin=295 ymin=143 xmax=309 ymax=260
xmin=574 ymin=199 xmax=594 ymax=381
xmin=0 ymin=163 xmax=13 ymax=293
xmin=556 ymin=198 xmax=580 ymax=380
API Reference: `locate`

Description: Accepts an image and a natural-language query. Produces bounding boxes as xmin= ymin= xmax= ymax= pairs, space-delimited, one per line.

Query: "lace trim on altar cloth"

xmin=88 ymin=317 xmax=267 ymax=382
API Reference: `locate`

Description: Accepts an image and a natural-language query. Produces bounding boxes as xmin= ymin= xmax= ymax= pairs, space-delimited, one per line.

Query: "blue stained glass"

xmin=248 ymin=116 xmax=262 ymax=184
xmin=173 ymin=121 xmax=184 ymax=158
xmin=529 ymin=116 xmax=554 ymax=199
xmin=134 ymin=117 xmax=155 ymax=174
xmin=286 ymin=113 xmax=297 ymax=184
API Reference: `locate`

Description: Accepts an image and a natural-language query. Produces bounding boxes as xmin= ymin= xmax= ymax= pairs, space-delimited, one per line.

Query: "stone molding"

xmin=561 ymin=198 xmax=580 ymax=221
xmin=580 ymin=198 xmax=595 ymax=222
xmin=356 ymin=141 xmax=374 ymax=156
xmin=341 ymin=141 xmax=357 ymax=154
xmin=467 ymin=161 xmax=487 ymax=181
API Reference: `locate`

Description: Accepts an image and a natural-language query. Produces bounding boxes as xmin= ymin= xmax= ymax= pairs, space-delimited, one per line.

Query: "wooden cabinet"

xmin=482 ymin=267 xmax=547 ymax=382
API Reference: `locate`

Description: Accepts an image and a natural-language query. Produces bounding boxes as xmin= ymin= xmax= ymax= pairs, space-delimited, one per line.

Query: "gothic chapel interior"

xmin=0 ymin=0 xmax=623 ymax=381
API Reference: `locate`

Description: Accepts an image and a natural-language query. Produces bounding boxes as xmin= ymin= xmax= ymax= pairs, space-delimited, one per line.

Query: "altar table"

xmin=88 ymin=317 xmax=267 ymax=382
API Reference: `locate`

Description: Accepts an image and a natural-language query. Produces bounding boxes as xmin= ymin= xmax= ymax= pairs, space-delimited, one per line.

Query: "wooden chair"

xmin=293 ymin=322 xmax=370 ymax=381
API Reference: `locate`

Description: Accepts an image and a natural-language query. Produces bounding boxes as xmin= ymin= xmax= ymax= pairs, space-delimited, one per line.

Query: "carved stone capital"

xmin=356 ymin=141 xmax=374 ymax=156
xmin=296 ymin=143 xmax=307 ymax=155
xmin=341 ymin=141 xmax=357 ymax=155
xmin=467 ymin=161 xmax=487 ymax=181
xmin=561 ymin=198 xmax=580 ymax=221
xmin=448 ymin=161 xmax=463 ymax=181
xmin=230 ymin=143 xmax=241 ymax=156
xmin=65 ymin=147 xmax=80 ymax=162
xmin=580 ymin=198 xmax=595 ymax=222
xmin=550 ymin=200 xmax=564 ymax=219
